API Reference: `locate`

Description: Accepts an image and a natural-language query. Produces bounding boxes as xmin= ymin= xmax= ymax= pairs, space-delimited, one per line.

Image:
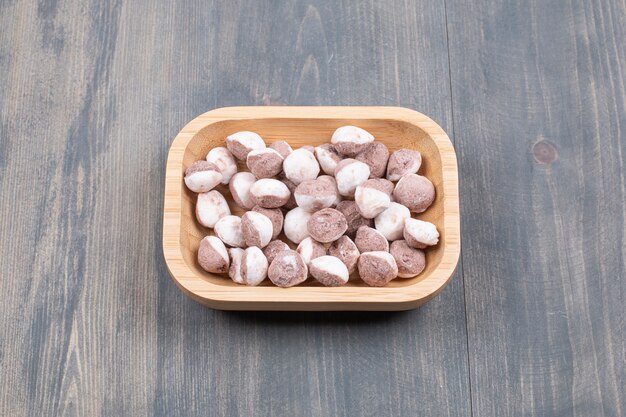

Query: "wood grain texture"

xmin=446 ymin=0 xmax=626 ymax=416
xmin=0 ymin=0 xmax=470 ymax=416
xmin=164 ymin=106 xmax=460 ymax=310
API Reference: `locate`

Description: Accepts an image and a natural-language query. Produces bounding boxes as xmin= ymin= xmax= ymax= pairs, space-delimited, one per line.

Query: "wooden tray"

xmin=163 ymin=106 xmax=460 ymax=311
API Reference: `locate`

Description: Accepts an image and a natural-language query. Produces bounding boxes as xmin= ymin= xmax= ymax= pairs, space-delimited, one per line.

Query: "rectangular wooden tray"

xmin=163 ymin=106 xmax=460 ymax=310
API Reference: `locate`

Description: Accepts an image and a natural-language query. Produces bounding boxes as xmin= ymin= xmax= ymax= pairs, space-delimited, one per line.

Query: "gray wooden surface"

xmin=0 ymin=0 xmax=623 ymax=416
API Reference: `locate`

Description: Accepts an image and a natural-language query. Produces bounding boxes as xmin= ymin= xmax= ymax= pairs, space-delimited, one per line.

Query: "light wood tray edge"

xmin=162 ymin=106 xmax=460 ymax=311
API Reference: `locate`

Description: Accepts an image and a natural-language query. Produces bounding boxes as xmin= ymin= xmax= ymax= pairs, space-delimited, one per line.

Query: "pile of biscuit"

xmin=184 ymin=126 xmax=439 ymax=287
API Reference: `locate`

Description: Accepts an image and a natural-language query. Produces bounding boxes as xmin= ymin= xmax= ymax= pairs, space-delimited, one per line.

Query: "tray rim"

xmin=162 ymin=106 xmax=460 ymax=311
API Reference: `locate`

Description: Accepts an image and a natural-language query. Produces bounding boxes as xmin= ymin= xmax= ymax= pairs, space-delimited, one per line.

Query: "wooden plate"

xmin=163 ymin=106 xmax=460 ymax=311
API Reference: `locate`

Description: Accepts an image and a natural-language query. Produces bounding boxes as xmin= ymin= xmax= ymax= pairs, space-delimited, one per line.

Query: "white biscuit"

xmin=196 ymin=190 xmax=230 ymax=228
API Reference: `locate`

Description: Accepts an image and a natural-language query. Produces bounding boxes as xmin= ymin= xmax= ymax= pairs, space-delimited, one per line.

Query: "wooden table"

xmin=0 ymin=1 xmax=623 ymax=416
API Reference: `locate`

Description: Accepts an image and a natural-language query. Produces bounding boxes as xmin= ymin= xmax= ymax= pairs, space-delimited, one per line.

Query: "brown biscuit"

xmin=252 ymin=206 xmax=284 ymax=239
xmin=335 ymin=200 xmax=374 ymax=238
xmin=392 ymin=174 xmax=435 ymax=213
xmin=268 ymin=250 xmax=308 ymax=288
xmin=355 ymin=142 xmax=389 ymax=178
xmin=307 ymin=208 xmax=348 ymax=243
xmin=390 ymin=240 xmax=426 ymax=278
xmin=355 ymin=226 xmax=389 ymax=252
xmin=357 ymin=251 xmax=398 ymax=287
xmin=328 ymin=235 xmax=360 ymax=274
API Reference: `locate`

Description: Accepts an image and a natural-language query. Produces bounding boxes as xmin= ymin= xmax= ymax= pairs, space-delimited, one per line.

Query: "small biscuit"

xmin=246 ymin=148 xmax=284 ymax=178
xmin=393 ymin=174 xmax=435 ymax=213
xmin=331 ymin=126 xmax=375 ymax=156
xmin=355 ymin=142 xmax=389 ymax=178
xmin=315 ymin=144 xmax=342 ymax=176
xmin=241 ymin=211 xmax=273 ymax=248
xmin=228 ymin=248 xmax=245 ymax=283
xmin=252 ymin=206 xmax=284 ymax=239
xmin=355 ymin=226 xmax=389 ymax=252
xmin=269 ymin=141 xmax=293 ymax=159
xmin=184 ymin=161 xmax=222 ymax=193
xmin=390 ymin=240 xmax=426 ymax=278
xmin=229 ymin=172 xmax=256 ymax=210
xmin=226 ymin=131 xmax=266 ymax=161
xmin=283 ymin=148 xmax=320 ymax=185
xmin=386 ymin=149 xmax=422 ymax=181
xmin=403 ymin=218 xmax=439 ymax=248
xmin=296 ymin=237 xmax=327 ymax=266
xmin=307 ymin=208 xmax=348 ymax=243
xmin=283 ymin=207 xmax=312 ymax=244
xmin=310 ymin=256 xmax=349 ymax=287
xmin=206 ymin=147 xmax=238 ymax=184
xmin=335 ymin=200 xmax=373 ymax=238
xmin=294 ymin=179 xmax=336 ymax=212
xmin=278 ymin=172 xmax=298 ymax=209
xmin=240 ymin=246 xmax=269 ymax=286
xmin=328 ymin=235 xmax=360 ymax=274
xmin=263 ymin=240 xmax=290 ymax=264
xmin=317 ymin=175 xmax=342 ymax=207
xmin=374 ymin=202 xmax=410 ymax=241
xmin=334 ymin=159 xmax=370 ymax=197
xmin=214 ymin=215 xmax=245 ymax=248
xmin=354 ymin=178 xmax=393 ymax=219
xmin=268 ymin=250 xmax=308 ymax=288
xmin=249 ymin=178 xmax=291 ymax=208
xmin=198 ymin=236 xmax=230 ymax=274
xmin=196 ymin=190 xmax=230 ymax=228
xmin=358 ymin=251 xmax=398 ymax=287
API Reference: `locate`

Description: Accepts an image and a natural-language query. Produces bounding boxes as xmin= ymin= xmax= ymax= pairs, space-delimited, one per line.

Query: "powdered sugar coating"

xmin=229 ymin=172 xmax=256 ymax=210
xmin=283 ymin=207 xmax=312 ymax=244
xmin=241 ymin=211 xmax=273 ymax=248
xmin=228 ymin=248 xmax=244 ymax=283
xmin=214 ymin=215 xmax=245 ymax=248
xmin=283 ymin=148 xmax=320 ymax=185
xmin=315 ymin=144 xmax=342 ymax=175
xmin=226 ymin=131 xmax=266 ymax=161
xmin=250 ymin=178 xmax=291 ymax=208
xmin=252 ymin=206 xmax=283 ymax=239
xmin=206 ymin=147 xmax=237 ymax=184
xmin=296 ymin=237 xmax=327 ymax=266
xmin=334 ymin=159 xmax=370 ymax=197
xmin=354 ymin=179 xmax=393 ymax=219
xmin=374 ymin=202 xmax=410 ymax=241
xmin=310 ymin=256 xmax=349 ymax=287
xmin=198 ymin=236 xmax=230 ymax=274
xmin=403 ymin=218 xmax=439 ymax=248
xmin=294 ymin=179 xmax=336 ymax=212
xmin=196 ymin=190 xmax=230 ymax=228
xmin=184 ymin=161 xmax=222 ymax=193
xmin=331 ymin=126 xmax=375 ymax=156
xmin=240 ymin=246 xmax=268 ymax=286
